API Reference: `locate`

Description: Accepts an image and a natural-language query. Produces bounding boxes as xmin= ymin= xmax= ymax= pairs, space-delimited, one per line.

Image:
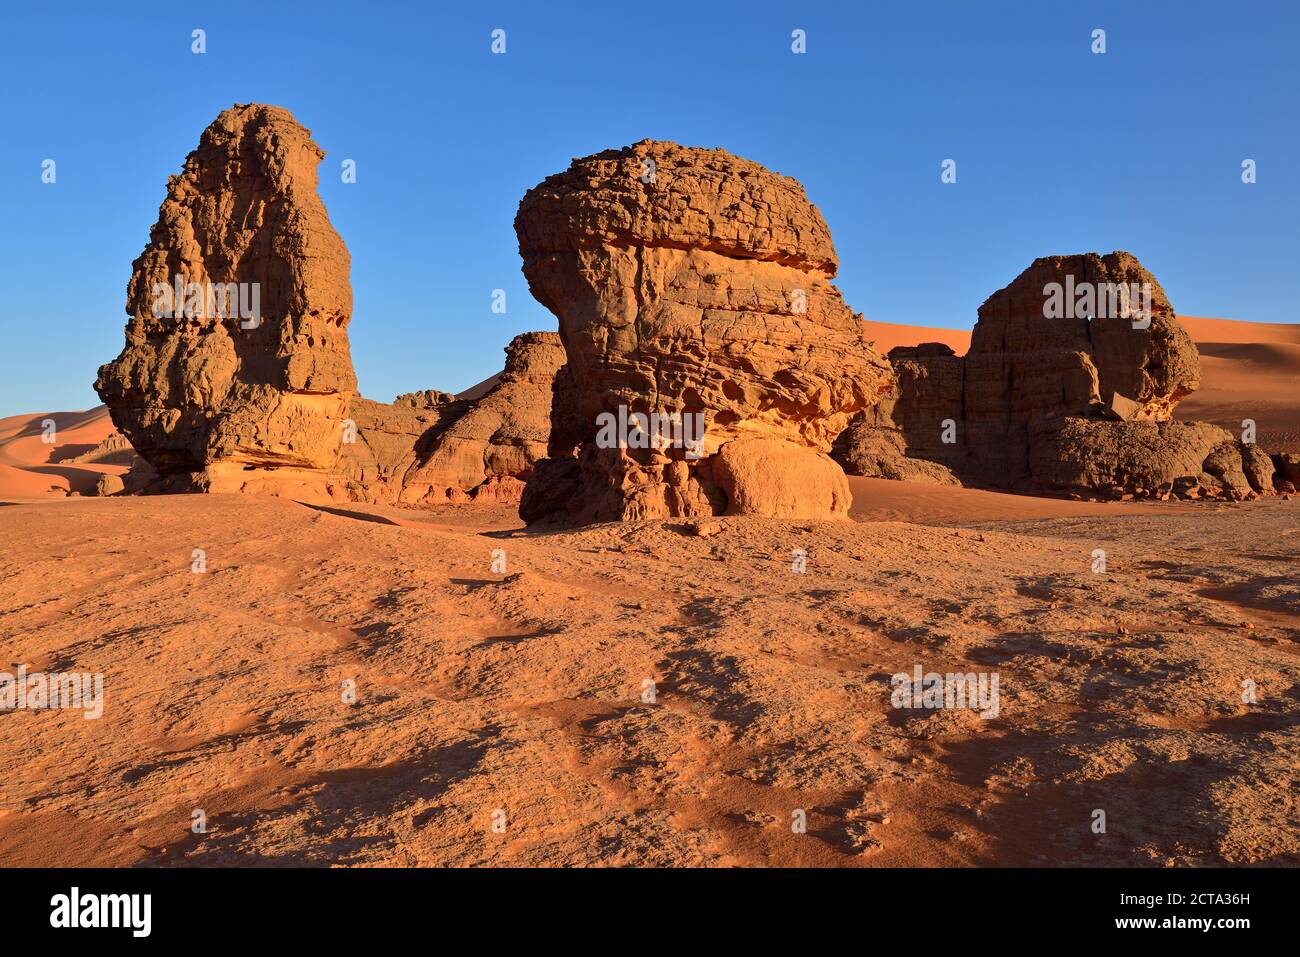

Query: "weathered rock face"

xmin=339 ymin=332 xmax=565 ymax=505
xmin=1027 ymin=418 xmax=1231 ymax=496
xmin=713 ymin=437 xmax=853 ymax=518
xmin=963 ymin=252 xmax=1201 ymax=485
xmin=337 ymin=395 xmax=456 ymax=503
xmin=95 ymin=104 xmax=356 ymax=498
xmin=888 ymin=344 xmax=967 ymax=457
xmin=66 ymin=429 xmax=137 ymax=468
xmin=1239 ymin=445 xmax=1276 ymax=494
xmin=835 ymin=252 xmax=1238 ymax=500
xmin=832 ymin=343 xmax=966 ymax=484
xmin=830 ymin=421 xmax=960 ymax=485
xmin=515 ymin=140 xmax=893 ymax=523
xmin=94 ymin=473 xmax=125 ymax=497
xmin=402 ymin=331 xmax=563 ymax=503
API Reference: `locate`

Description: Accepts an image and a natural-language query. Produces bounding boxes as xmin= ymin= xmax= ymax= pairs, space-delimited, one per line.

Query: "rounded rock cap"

xmin=516 ymin=139 xmax=839 ymax=276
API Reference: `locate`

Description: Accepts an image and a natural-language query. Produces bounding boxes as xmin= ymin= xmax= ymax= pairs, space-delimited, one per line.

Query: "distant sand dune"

xmin=861 ymin=320 xmax=972 ymax=356
xmin=0 ymin=406 xmax=123 ymax=498
xmin=456 ymin=373 xmax=501 ymax=401
xmin=1175 ymin=320 xmax=1300 ymax=452
xmin=1176 ymin=315 xmax=1300 ymax=346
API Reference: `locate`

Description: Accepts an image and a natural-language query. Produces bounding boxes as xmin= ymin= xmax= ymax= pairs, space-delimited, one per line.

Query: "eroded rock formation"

xmin=95 ymin=104 xmax=356 ymax=500
xmin=831 ymin=343 xmax=963 ymax=485
xmin=97 ymin=110 xmax=1278 ymax=514
xmin=64 ymin=429 xmax=137 ymax=468
xmin=963 ymin=252 xmax=1201 ymax=483
xmin=516 ymin=140 xmax=893 ymax=522
xmin=836 ymin=252 xmax=1280 ymax=501
xmin=339 ymin=332 xmax=564 ymax=504
xmin=96 ymin=104 xmax=562 ymax=507
xmin=1027 ymin=418 xmax=1231 ymax=497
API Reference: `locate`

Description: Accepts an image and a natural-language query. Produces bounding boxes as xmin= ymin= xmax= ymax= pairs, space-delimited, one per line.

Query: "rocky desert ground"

xmin=0 ymin=477 xmax=1297 ymax=866
xmin=3 ymin=307 xmax=1298 ymax=867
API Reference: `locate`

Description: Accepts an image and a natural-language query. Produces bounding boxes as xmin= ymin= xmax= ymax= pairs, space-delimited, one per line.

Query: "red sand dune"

xmin=861 ymin=320 xmax=972 ymax=356
xmin=1176 ymin=315 xmax=1300 ymax=346
xmin=0 ymin=407 xmax=124 ymax=499
xmin=1174 ymin=317 xmax=1300 ymax=452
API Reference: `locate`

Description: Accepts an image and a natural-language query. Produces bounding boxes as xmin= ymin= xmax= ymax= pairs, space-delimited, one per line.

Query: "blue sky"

xmin=1 ymin=0 xmax=1296 ymax=416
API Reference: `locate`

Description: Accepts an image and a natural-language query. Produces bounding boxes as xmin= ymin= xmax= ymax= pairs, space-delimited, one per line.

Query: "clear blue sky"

xmin=1 ymin=0 xmax=1296 ymax=416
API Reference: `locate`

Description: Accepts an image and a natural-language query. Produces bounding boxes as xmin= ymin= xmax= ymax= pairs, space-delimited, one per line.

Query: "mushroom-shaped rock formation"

xmin=514 ymin=140 xmax=893 ymax=523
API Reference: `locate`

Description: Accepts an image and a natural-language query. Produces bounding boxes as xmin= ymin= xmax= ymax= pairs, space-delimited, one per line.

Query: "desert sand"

xmin=1176 ymin=318 xmax=1300 ymax=453
xmin=1 ymin=462 xmax=1296 ymax=866
xmin=0 ymin=409 xmax=125 ymax=499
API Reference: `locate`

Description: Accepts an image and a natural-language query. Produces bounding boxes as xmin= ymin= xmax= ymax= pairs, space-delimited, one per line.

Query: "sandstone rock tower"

xmin=95 ymin=104 xmax=356 ymax=498
xmin=515 ymin=140 xmax=893 ymax=523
